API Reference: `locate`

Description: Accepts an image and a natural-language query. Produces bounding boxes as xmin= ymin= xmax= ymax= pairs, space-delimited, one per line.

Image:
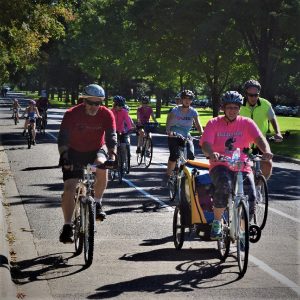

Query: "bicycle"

xmin=136 ymin=122 xmax=158 ymax=168
xmin=26 ymin=119 xmax=35 ymax=149
xmin=109 ymin=132 xmax=130 ymax=183
xmin=168 ymin=133 xmax=191 ymax=202
xmin=217 ymin=151 xmax=262 ymax=277
xmin=12 ymin=108 xmax=19 ymax=125
xmin=73 ymin=163 xmax=114 ymax=267
xmin=37 ymin=110 xmax=47 ymax=135
xmin=249 ymin=154 xmax=269 ymax=230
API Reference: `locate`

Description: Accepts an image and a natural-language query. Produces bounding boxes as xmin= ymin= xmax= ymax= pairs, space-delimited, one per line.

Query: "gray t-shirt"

xmin=168 ymin=106 xmax=198 ymax=137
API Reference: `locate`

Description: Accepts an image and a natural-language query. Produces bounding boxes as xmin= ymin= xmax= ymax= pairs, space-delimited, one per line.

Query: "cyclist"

xmin=136 ymin=96 xmax=158 ymax=153
xmin=11 ymin=98 xmax=21 ymax=122
xmin=111 ymin=95 xmax=134 ymax=171
xmin=200 ymin=91 xmax=273 ymax=240
xmin=36 ymin=92 xmax=50 ymax=117
xmin=22 ymin=100 xmax=41 ymax=145
xmin=57 ymin=84 xmax=117 ymax=244
xmin=162 ymin=89 xmax=203 ymax=185
xmin=239 ymin=79 xmax=283 ymax=179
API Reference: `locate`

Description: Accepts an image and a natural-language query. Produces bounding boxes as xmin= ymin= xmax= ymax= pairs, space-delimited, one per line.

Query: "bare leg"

xmin=62 ymin=178 xmax=78 ymax=223
xmin=261 ymin=160 xmax=272 ymax=180
xmin=166 ymin=160 xmax=176 ymax=176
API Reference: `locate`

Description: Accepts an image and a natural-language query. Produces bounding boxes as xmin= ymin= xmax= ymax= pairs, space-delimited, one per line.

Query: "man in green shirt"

xmin=240 ymin=79 xmax=283 ymax=179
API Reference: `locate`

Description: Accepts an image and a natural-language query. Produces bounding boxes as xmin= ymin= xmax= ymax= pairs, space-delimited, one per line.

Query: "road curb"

xmin=273 ymin=154 xmax=300 ymax=165
xmin=0 ymin=188 xmax=17 ymax=299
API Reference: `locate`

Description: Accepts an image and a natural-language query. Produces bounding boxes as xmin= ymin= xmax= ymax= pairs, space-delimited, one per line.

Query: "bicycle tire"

xmin=217 ymin=207 xmax=230 ymax=261
xmin=118 ymin=148 xmax=124 ymax=183
xmin=254 ymin=174 xmax=268 ymax=230
xmin=27 ymin=127 xmax=32 ymax=149
xmin=173 ymin=206 xmax=185 ymax=250
xmin=14 ymin=114 xmax=17 ymax=125
xmin=144 ymin=137 xmax=153 ymax=168
xmin=236 ymin=200 xmax=249 ymax=278
xmin=126 ymin=144 xmax=131 ymax=174
xmin=168 ymin=170 xmax=177 ymax=202
xmin=122 ymin=146 xmax=129 ymax=175
xmin=74 ymin=199 xmax=83 ymax=255
xmin=136 ymin=142 xmax=144 ymax=166
xmin=83 ymin=200 xmax=95 ymax=267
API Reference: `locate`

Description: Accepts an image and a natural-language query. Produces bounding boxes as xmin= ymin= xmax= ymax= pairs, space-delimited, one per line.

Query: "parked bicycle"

xmin=73 ymin=163 xmax=115 ymax=267
xmin=110 ymin=132 xmax=130 ymax=183
xmin=136 ymin=122 xmax=158 ymax=168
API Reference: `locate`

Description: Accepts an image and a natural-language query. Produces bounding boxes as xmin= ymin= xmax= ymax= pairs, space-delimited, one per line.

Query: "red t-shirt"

xmin=60 ymin=104 xmax=116 ymax=152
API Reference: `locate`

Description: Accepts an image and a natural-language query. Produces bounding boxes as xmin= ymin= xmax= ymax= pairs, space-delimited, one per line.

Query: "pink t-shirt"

xmin=200 ymin=116 xmax=261 ymax=172
xmin=111 ymin=108 xmax=133 ymax=133
xmin=137 ymin=106 xmax=153 ymax=125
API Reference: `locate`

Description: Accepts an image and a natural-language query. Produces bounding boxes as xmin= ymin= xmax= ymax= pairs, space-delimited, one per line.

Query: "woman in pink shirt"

xmin=200 ymin=91 xmax=273 ymax=240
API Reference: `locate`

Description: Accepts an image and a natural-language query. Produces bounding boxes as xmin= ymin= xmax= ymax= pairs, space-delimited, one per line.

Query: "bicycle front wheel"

xmin=117 ymin=148 xmax=124 ymax=183
xmin=74 ymin=199 xmax=83 ymax=255
xmin=83 ymin=200 xmax=95 ymax=267
xmin=173 ymin=206 xmax=185 ymax=250
xmin=236 ymin=200 xmax=249 ymax=278
xmin=168 ymin=171 xmax=177 ymax=202
xmin=144 ymin=137 xmax=153 ymax=168
xmin=217 ymin=208 xmax=230 ymax=261
xmin=27 ymin=128 xmax=32 ymax=149
xmin=254 ymin=174 xmax=268 ymax=230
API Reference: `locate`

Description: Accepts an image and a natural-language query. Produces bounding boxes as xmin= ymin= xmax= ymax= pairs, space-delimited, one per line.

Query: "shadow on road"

xmin=10 ymin=252 xmax=89 ymax=284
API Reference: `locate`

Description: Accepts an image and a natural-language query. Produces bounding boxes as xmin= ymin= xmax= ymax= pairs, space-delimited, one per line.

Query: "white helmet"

xmin=82 ymin=84 xmax=105 ymax=98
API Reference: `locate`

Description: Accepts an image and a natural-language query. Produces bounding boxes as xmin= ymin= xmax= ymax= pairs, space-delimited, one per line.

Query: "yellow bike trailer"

xmin=173 ymin=159 xmax=214 ymax=249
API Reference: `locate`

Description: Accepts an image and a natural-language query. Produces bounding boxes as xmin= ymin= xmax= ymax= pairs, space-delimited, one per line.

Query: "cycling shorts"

xmin=167 ymin=136 xmax=194 ymax=162
xmin=209 ymin=165 xmax=256 ymax=214
xmin=62 ymin=148 xmax=107 ymax=181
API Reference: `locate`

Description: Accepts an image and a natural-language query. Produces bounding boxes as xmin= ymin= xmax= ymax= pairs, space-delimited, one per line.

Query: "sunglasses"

xmin=247 ymin=93 xmax=259 ymax=97
xmin=85 ymin=99 xmax=101 ymax=106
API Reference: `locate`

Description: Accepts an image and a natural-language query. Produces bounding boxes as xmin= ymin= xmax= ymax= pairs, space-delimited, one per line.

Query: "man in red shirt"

xmin=57 ymin=84 xmax=117 ymax=243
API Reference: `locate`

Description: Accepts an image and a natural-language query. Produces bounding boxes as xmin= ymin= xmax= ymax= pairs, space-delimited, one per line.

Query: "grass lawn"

xmin=46 ymin=96 xmax=300 ymax=160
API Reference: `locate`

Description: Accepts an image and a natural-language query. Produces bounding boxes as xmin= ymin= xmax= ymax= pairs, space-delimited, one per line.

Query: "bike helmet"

xmin=82 ymin=84 xmax=105 ymax=98
xmin=175 ymin=93 xmax=181 ymax=100
xmin=222 ymin=91 xmax=243 ymax=106
xmin=243 ymin=80 xmax=261 ymax=92
xmin=29 ymin=100 xmax=36 ymax=105
xmin=141 ymin=96 xmax=149 ymax=104
xmin=180 ymin=89 xmax=195 ymax=99
xmin=113 ymin=95 xmax=126 ymax=107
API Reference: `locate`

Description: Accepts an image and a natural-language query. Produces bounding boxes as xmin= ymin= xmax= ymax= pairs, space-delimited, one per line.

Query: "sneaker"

xmin=136 ymin=147 xmax=141 ymax=154
xmin=161 ymin=173 xmax=170 ymax=187
xmin=210 ymin=220 xmax=222 ymax=240
xmin=96 ymin=202 xmax=106 ymax=221
xmin=59 ymin=224 xmax=73 ymax=244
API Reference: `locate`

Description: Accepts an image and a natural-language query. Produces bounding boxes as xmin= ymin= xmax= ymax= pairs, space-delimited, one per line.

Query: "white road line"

xmin=268 ymin=207 xmax=300 ymax=223
xmin=46 ymin=132 xmax=58 ymax=141
xmin=122 ymin=178 xmax=174 ymax=212
xmin=249 ymin=255 xmax=300 ymax=296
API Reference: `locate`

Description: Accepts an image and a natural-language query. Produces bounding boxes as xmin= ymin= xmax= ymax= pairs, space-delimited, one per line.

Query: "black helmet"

xmin=180 ymin=90 xmax=195 ymax=99
xmin=113 ymin=95 xmax=126 ymax=107
xmin=141 ymin=96 xmax=149 ymax=104
xmin=222 ymin=91 xmax=243 ymax=106
xmin=243 ymin=80 xmax=261 ymax=92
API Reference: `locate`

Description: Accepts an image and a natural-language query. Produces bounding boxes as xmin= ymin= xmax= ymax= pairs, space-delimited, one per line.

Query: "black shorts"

xmin=62 ymin=148 xmax=107 ymax=181
xmin=251 ymin=145 xmax=263 ymax=155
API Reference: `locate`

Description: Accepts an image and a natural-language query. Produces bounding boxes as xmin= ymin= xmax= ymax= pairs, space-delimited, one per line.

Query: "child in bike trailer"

xmin=22 ymin=100 xmax=42 ymax=144
xmin=111 ymin=95 xmax=135 ymax=153
xmin=11 ymin=98 xmax=21 ymax=122
xmin=163 ymin=90 xmax=203 ymax=186
xmin=136 ymin=96 xmax=158 ymax=153
xmin=200 ymin=91 xmax=273 ymax=240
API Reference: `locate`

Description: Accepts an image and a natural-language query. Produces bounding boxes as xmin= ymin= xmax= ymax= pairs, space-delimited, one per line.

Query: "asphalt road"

xmin=0 ymin=99 xmax=299 ymax=299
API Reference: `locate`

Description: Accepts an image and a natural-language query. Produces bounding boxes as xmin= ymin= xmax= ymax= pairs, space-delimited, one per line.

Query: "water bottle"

xmin=232 ymin=147 xmax=240 ymax=161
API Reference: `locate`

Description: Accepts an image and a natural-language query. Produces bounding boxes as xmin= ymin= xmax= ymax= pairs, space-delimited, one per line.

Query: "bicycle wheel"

xmin=27 ymin=127 xmax=32 ymax=149
xmin=126 ymin=144 xmax=131 ymax=174
xmin=173 ymin=206 xmax=185 ymax=250
xmin=144 ymin=137 xmax=153 ymax=168
xmin=254 ymin=174 xmax=268 ymax=230
xmin=83 ymin=200 xmax=95 ymax=267
xmin=14 ymin=114 xmax=17 ymax=125
xmin=168 ymin=170 xmax=177 ymax=202
xmin=122 ymin=146 xmax=129 ymax=175
xmin=136 ymin=143 xmax=144 ymax=166
xmin=74 ymin=199 xmax=83 ymax=255
xmin=218 ymin=208 xmax=230 ymax=261
xmin=117 ymin=148 xmax=124 ymax=183
xmin=236 ymin=200 xmax=249 ymax=277
xmin=109 ymin=169 xmax=116 ymax=181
